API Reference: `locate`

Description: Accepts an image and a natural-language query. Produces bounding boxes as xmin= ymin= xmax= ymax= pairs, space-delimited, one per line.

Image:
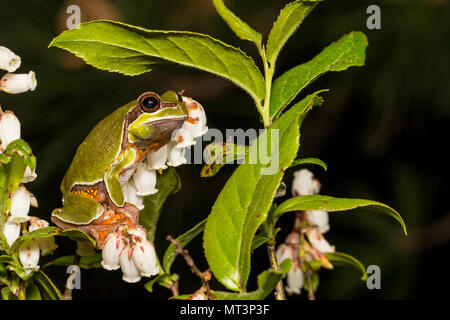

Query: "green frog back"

xmin=61 ymin=101 xmax=135 ymax=195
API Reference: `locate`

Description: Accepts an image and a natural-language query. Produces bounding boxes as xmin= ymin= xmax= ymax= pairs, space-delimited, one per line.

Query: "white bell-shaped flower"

xmin=0 ymin=46 xmax=21 ymax=72
xmin=28 ymin=217 xmax=58 ymax=255
xmin=0 ymin=71 xmax=37 ymax=94
xmin=76 ymin=241 xmax=95 ymax=257
xmin=285 ymin=261 xmax=304 ymax=295
xmin=166 ymin=142 xmax=186 ymax=167
xmin=37 ymin=237 xmax=58 ymax=256
xmin=190 ymin=292 xmax=208 ymax=300
xmin=307 ymin=210 xmax=330 ymax=234
xmin=19 ymin=239 xmax=40 ymax=275
xmin=307 ymin=229 xmax=335 ymax=253
xmin=146 ymin=145 xmax=168 ymax=170
xmin=182 ymin=96 xmax=208 ymax=138
xmin=131 ymin=240 xmax=159 ymax=277
xmin=124 ymin=181 xmax=144 ymax=210
xmin=119 ymin=246 xmax=141 ymax=283
xmin=3 ymin=216 xmax=21 ymax=246
xmin=172 ymin=127 xmax=195 ymax=148
xmin=127 ymin=226 xmax=147 ymax=241
xmin=0 ymin=110 xmax=21 ymax=150
xmin=10 ymin=185 xmax=31 ymax=223
xmin=291 ymin=169 xmax=321 ymax=196
xmin=132 ymin=163 xmax=158 ymax=196
xmin=22 ymin=166 xmax=37 ymax=183
xmin=276 ymin=243 xmax=296 ymax=265
xmin=285 ymin=231 xmax=300 ymax=246
xmin=28 ymin=216 xmax=48 ymax=231
xmin=101 ymin=230 xmax=125 ymax=271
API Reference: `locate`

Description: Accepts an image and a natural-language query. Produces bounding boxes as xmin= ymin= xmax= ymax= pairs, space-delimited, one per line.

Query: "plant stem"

xmin=258 ymin=45 xmax=274 ymax=128
xmin=169 ymin=280 xmax=179 ymax=297
xmin=167 ymin=235 xmax=216 ymax=300
xmin=266 ymin=240 xmax=286 ymax=300
xmin=18 ymin=280 xmax=26 ymax=300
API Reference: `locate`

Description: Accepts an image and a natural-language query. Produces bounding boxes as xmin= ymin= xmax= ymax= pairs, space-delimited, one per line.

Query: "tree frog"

xmin=51 ymin=91 xmax=189 ymax=248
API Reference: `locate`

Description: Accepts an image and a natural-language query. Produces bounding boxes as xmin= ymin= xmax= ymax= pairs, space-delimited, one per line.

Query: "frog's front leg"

xmin=104 ymin=147 xmax=140 ymax=222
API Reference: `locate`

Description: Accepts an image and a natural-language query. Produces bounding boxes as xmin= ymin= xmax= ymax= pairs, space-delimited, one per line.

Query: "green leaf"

xmin=203 ymin=91 xmax=325 ymax=291
xmin=200 ymin=142 xmax=249 ymax=178
xmin=213 ymin=259 xmax=292 ymax=300
xmin=25 ymin=282 xmax=42 ymax=300
xmin=34 ymin=270 xmax=62 ymax=300
xmin=273 ymin=195 xmax=407 ymax=235
xmin=170 ymin=293 xmax=195 ymax=300
xmin=251 ymin=234 xmax=271 ymax=251
xmin=1 ymin=287 xmax=17 ymax=300
xmin=0 ymin=139 xmax=36 ymax=171
xmin=290 ymin=157 xmax=327 ymax=171
xmin=270 ymin=31 xmax=368 ymax=119
xmin=212 ymin=0 xmax=262 ymax=45
xmin=0 ymin=139 xmax=35 ymax=215
xmin=163 ymin=219 xmax=206 ymax=273
xmin=49 ymin=20 xmax=265 ymax=103
xmin=43 ymin=254 xmax=102 ymax=270
xmin=266 ymin=0 xmax=321 ymax=67
xmin=325 ymin=252 xmax=368 ymax=281
xmin=140 ymin=167 xmax=181 ymax=242
xmin=0 ymin=255 xmax=13 ymax=263
xmin=144 ymin=273 xmax=178 ymax=293
xmin=11 ymin=227 xmax=95 ymax=252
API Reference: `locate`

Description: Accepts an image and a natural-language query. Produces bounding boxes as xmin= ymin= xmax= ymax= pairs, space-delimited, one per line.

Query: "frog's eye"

xmin=139 ymin=93 xmax=160 ymax=113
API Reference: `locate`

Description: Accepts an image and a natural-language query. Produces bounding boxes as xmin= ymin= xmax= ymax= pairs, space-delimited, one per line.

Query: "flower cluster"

xmin=0 ymin=111 xmax=56 ymax=275
xmin=0 ymin=49 xmax=51 ymax=276
xmin=103 ymin=95 xmax=208 ymax=283
xmin=0 ymin=46 xmax=36 ymax=94
xmin=276 ymin=169 xmax=335 ymax=295
xmin=124 ymin=96 xmax=208 ymax=212
xmin=101 ymin=226 xmax=159 ymax=283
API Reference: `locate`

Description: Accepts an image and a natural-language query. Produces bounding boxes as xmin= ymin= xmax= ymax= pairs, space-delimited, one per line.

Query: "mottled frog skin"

xmin=51 ymin=91 xmax=188 ymax=248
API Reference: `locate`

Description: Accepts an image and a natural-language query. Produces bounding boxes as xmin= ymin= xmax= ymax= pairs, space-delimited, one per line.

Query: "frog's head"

xmin=128 ymin=90 xmax=189 ymax=144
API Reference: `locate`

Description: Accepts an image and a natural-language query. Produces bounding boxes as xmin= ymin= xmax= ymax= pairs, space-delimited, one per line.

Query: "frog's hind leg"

xmin=52 ymin=193 xmax=105 ymax=227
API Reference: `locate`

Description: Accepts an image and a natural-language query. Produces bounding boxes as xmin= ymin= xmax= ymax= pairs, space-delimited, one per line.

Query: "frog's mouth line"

xmin=144 ymin=114 xmax=189 ymax=126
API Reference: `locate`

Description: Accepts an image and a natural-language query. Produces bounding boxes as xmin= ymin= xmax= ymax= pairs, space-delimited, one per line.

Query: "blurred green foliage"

xmin=0 ymin=0 xmax=448 ymax=299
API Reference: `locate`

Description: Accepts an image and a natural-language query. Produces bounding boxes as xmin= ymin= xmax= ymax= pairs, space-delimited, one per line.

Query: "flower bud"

xmin=22 ymin=166 xmax=37 ymax=183
xmin=119 ymin=246 xmax=141 ymax=283
xmin=182 ymin=97 xmax=208 ymax=138
xmin=285 ymin=231 xmax=300 ymax=246
xmin=166 ymin=142 xmax=186 ymax=167
xmin=19 ymin=239 xmax=40 ymax=275
xmin=0 ymin=71 xmax=37 ymax=94
xmin=0 ymin=46 xmax=21 ymax=72
xmin=172 ymin=127 xmax=195 ymax=148
xmin=101 ymin=230 xmax=125 ymax=271
xmin=285 ymin=261 xmax=304 ymax=295
xmin=9 ymin=185 xmax=31 ymax=223
xmin=190 ymin=292 xmax=208 ymax=300
xmin=28 ymin=217 xmax=57 ymax=255
xmin=3 ymin=216 xmax=21 ymax=246
xmin=292 ymin=169 xmax=321 ymax=196
xmin=124 ymin=181 xmax=144 ymax=210
xmin=132 ymin=240 xmax=159 ymax=277
xmin=146 ymin=145 xmax=168 ymax=170
xmin=307 ymin=229 xmax=335 ymax=253
xmin=0 ymin=110 xmax=21 ymax=150
xmin=276 ymin=244 xmax=296 ymax=265
xmin=307 ymin=210 xmax=330 ymax=234
xmin=132 ymin=163 xmax=158 ymax=196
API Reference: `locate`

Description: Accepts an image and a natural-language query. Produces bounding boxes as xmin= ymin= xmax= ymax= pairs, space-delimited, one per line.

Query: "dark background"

xmin=0 ymin=0 xmax=448 ymax=299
